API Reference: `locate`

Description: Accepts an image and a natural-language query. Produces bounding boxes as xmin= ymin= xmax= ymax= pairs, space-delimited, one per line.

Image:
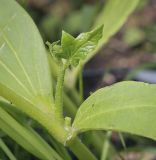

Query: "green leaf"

xmin=0 ymin=0 xmax=54 ymax=115
xmin=71 ymin=25 xmax=103 ymax=66
xmin=0 ymin=102 xmax=63 ymax=160
xmin=61 ymin=31 xmax=76 ymax=59
xmin=73 ymin=81 xmax=156 ymax=141
xmin=48 ymin=25 xmax=103 ymax=66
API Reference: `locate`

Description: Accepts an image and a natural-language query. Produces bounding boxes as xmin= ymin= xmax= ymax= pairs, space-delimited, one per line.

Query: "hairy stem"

xmin=79 ymin=64 xmax=84 ymax=102
xmin=48 ymin=58 xmax=105 ymax=157
xmin=54 ymin=61 xmax=69 ymax=123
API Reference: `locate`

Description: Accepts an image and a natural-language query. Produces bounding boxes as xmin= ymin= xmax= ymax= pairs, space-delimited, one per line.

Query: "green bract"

xmin=47 ymin=25 xmax=103 ymax=66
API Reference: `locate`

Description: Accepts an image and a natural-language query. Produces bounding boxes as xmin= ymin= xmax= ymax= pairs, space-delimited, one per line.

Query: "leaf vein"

xmin=0 ymin=59 xmax=32 ymax=96
xmin=1 ymin=32 xmax=37 ymax=95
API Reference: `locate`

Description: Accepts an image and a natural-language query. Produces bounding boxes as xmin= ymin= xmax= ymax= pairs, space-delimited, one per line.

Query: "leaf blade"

xmin=0 ymin=0 xmax=53 ymax=114
xmin=73 ymin=81 xmax=156 ymax=140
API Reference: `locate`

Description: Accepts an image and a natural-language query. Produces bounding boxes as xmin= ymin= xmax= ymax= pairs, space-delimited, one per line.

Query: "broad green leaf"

xmin=0 ymin=0 xmax=54 ymax=116
xmin=47 ymin=25 xmax=103 ymax=66
xmin=73 ymin=81 xmax=156 ymax=141
xmin=0 ymin=102 xmax=63 ymax=160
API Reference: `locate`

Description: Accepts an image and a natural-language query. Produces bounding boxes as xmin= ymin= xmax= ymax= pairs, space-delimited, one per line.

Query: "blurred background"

xmin=13 ymin=0 xmax=156 ymax=159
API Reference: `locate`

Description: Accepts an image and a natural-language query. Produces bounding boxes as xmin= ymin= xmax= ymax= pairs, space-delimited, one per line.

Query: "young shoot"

xmin=46 ymin=25 xmax=104 ymax=125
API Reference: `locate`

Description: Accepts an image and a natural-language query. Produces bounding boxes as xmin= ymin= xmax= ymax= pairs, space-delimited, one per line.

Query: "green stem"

xmin=68 ymin=137 xmax=97 ymax=160
xmin=36 ymin=109 xmax=96 ymax=160
xmin=101 ymin=131 xmax=112 ymax=160
xmin=0 ymin=138 xmax=17 ymax=160
xmin=48 ymin=57 xmax=105 ymax=157
xmin=54 ymin=61 xmax=69 ymax=123
xmin=79 ymin=64 xmax=84 ymax=102
xmin=89 ymin=131 xmax=105 ymax=155
xmin=47 ymin=135 xmax=72 ymax=160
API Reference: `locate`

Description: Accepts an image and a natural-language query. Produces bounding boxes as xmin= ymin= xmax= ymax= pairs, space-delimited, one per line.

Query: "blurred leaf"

xmin=82 ymin=0 xmax=140 ymax=64
xmin=64 ymin=5 xmax=98 ymax=34
xmin=0 ymin=102 xmax=63 ymax=160
xmin=73 ymin=81 xmax=156 ymax=141
xmin=136 ymin=0 xmax=148 ymax=11
xmin=0 ymin=138 xmax=17 ymax=160
xmin=40 ymin=15 xmax=62 ymax=41
xmin=144 ymin=25 xmax=156 ymax=43
xmin=123 ymin=27 xmax=144 ymax=46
